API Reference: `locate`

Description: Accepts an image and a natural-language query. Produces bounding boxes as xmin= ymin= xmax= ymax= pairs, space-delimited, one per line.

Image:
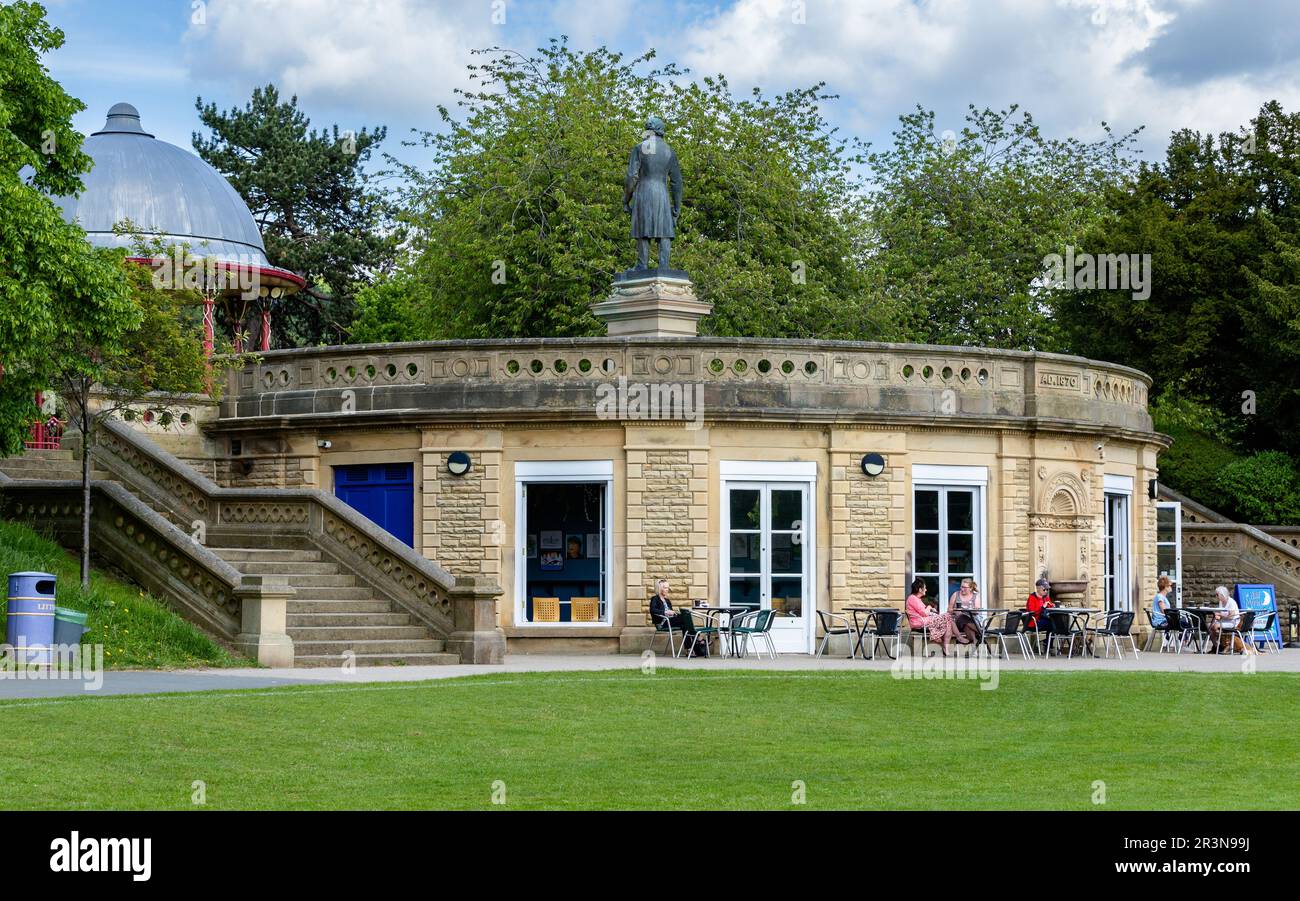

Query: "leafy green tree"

xmin=1058 ymin=101 xmax=1300 ymax=460
xmin=0 ymin=1 xmax=135 ymax=457
xmin=1214 ymin=451 xmax=1300 ymax=525
xmin=51 ymin=235 xmax=217 ymax=585
xmin=866 ymin=104 xmax=1140 ymax=348
xmin=193 ymin=85 xmax=395 ymax=347
xmin=384 ymin=40 xmax=882 ymax=340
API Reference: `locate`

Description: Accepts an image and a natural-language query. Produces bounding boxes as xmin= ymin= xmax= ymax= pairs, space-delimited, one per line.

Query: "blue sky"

xmin=37 ymin=0 xmax=1300 ymax=169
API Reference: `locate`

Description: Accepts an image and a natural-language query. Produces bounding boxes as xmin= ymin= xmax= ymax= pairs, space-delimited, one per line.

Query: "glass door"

xmin=1156 ymin=501 xmax=1182 ymax=605
xmin=725 ymin=482 xmax=809 ymax=653
xmin=1104 ymin=492 xmax=1131 ymax=610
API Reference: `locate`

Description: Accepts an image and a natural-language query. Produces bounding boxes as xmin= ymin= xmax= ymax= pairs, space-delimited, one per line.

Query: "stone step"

xmin=288 ymin=612 xmax=412 ymax=627
xmin=288 ymin=599 xmax=393 ymax=614
xmin=214 ymin=548 xmax=324 ymax=563
xmin=206 ymin=533 xmax=316 ymax=551
xmin=293 ymin=652 xmax=460 ymax=668
xmin=238 ymin=561 xmax=340 ymax=575
xmin=289 ymin=587 xmax=375 ymax=602
xmin=277 ymin=573 xmax=356 ymax=588
xmin=287 ymin=625 xmax=432 ymax=642
xmin=11 ymin=449 xmax=76 ymax=462
xmin=292 ymin=638 xmax=447 ymax=656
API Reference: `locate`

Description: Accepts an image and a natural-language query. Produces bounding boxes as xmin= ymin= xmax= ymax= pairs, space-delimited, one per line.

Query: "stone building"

xmin=2 ymin=103 xmax=1194 ymax=664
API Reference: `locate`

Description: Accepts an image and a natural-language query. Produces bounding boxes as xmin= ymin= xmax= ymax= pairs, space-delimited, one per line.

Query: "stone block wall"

xmin=830 ymin=451 xmax=903 ymax=609
xmin=625 ymin=448 xmax=707 ymax=626
xmin=422 ymin=448 xmax=501 ymax=579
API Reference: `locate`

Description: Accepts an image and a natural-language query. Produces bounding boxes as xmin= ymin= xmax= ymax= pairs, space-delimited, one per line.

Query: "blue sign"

xmin=1234 ymin=584 xmax=1281 ymax=648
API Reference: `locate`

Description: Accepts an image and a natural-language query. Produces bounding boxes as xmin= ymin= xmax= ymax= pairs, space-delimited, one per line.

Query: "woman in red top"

xmin=905 ymin=578 xmax=962 ymax=654
xmin=1025 ymin=578 xmax=1055 ymax=632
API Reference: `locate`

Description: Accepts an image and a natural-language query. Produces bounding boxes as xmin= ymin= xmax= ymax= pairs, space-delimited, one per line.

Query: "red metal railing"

xmin=24 ymin=392 xmax=63 ymax=450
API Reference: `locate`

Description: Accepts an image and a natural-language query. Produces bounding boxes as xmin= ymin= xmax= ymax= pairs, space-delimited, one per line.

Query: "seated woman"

xmin=648 ymin=578 xmax=707 ymax=657
xmin=946 ymin=578 xmax=983 ymax=644
xmin=1208 ymin=585 xmax=1254 ymax=655
xmin=905 ymin=578 xmax=963 ymax=654
xmin=1025 ymin=578 xmax=1055 ymax=635
xmin=1151 ymin=575 xmax=1172 ymax=628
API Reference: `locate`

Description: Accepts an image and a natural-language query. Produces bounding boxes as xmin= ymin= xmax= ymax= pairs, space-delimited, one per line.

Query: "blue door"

xmin=334 ymin=463 xmax=414 ymax=546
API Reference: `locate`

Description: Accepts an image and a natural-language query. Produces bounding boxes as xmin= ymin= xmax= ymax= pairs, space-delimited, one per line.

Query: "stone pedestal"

xmin=234 ymin=575 xmax=295 ymax=667
xmin=590 ymin=271 xmax=712 ymax=338
xmin=446 ymin=575 xmax=507 ymax=664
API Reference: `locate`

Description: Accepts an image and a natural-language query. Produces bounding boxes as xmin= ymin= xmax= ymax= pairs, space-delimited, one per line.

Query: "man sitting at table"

xmin=1025 ymin=578 xmax=1055 ymax=636
xmin=649 ymin=579 xmax=707 ymax=657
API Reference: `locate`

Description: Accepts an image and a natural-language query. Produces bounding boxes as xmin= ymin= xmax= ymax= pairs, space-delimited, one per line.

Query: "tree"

xmin=1058 ymin=101 xmax=1300 ymax=459
xmin=0 ymin=1 xmax=134 ymax=456
xmin=866 ymin=104 xmax=1141 ymax=348
xmin=193 ymin=85 xmax=396 ymax=347
xmin=51 ymin=234 xmax=218 ymax=586
xmin=382 ymin=40 xmax=884 ymax=341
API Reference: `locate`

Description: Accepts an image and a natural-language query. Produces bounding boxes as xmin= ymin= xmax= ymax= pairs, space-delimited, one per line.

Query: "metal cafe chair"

xmin=1218 ymin=610 xmax=1256 ymax=655
xmin=732 ymin=609 xmax=778 ymax=659
xmin=1163 ymin=607 xmax=1191 ymax=654
xmin=678 ymin=607 xmax=721 ymax=658
xmin=1043 ymin=610 xmax=1088 ymax=658
xmin=865 ymin=609 xmax=904 ymax=660
xmin=1253 ymin=611 xmax=1282 ymax=653
xmin=1086 ymin=610 xmax=1139 ymax=659
xmin=982 ymin=610 xmax=1031 ymax=659
xmin=651 ymin=611 xmax=683 ymax=658
xmin=816 ymin=610 xmax=859 ymax=659
xmin=1143 ymin=606 xmax=1174 ymax=652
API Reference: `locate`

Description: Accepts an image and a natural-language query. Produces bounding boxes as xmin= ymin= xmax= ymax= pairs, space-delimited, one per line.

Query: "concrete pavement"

xmin=0 ymin=647 xmax=1296 ymax=700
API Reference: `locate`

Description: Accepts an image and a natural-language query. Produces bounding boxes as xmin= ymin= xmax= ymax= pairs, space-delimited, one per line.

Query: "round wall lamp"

xmin=861 ymin=453 xmax=886 ymax=477
xmin=447 ymin=451 xmax=472 ymax=477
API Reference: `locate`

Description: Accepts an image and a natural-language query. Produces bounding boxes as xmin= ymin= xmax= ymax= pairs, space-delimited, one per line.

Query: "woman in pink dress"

xmin=905 ymin=578 xmax=962 ymax=654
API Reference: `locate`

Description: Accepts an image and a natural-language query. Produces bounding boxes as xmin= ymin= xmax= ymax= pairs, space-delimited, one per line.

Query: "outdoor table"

xmin=1038 ymin=608 xmax=1097 ymax=657
xmin=1184 ymin=606 xmax=1236 ymax=653
xmin=843 ymin=606 xmax=900 ymax=658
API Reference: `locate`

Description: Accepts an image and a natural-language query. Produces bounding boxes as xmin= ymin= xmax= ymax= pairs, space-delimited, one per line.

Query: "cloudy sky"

xmin=38 ymin=0 xmax=1300 ymax=167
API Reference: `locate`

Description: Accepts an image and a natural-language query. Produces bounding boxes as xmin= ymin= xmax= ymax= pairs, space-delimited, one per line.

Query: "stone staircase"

xmin=0 ymin=442 xmax=466 ymax=667
xmin=0 ymin=448 xmax=108 ymax=481
xmin=210 ymin=541 xmax=456 ymax=666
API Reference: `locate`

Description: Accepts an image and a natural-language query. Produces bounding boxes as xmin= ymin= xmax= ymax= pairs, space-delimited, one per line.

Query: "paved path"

xmin=1 ymin=647 xmax=1297 ymax=700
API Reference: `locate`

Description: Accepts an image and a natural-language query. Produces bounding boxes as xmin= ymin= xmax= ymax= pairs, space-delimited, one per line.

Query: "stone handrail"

xmin=1181 ymin=521 xmax=1300 ymax=595
xmin=0 ymin=478 xmax=244 ymax=640
xmin=219 ymin=337 xmax=1156 ymax=437
xmin=92 ymin=417 xmax=458 ymax=636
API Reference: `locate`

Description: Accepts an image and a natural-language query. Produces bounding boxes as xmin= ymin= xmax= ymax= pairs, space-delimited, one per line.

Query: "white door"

xmin=1104 ymin=492 xmax=1131 ymax=610
xmin=723 ymin=482 xmax=810 ymax=653
xmin=1156 ymin=501 xmax=1182 ymax=605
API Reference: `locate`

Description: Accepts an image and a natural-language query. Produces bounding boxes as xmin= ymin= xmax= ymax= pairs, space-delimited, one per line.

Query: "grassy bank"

xmin=0 ymin=519 xmax=241 ymax=669
xmin=0 ymin=669 xmax=1294 ymax=809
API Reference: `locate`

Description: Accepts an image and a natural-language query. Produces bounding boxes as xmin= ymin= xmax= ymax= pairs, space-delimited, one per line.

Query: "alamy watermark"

xmin=889 ymin=645 xmax=1000 ymax=690
xmin=596 ymin=376 xmax=704 ymax=430
xmin=1042 ymin=245 xmax=1151 ymax=300
xmin=0 ymin=643 xmax=104 ymax=690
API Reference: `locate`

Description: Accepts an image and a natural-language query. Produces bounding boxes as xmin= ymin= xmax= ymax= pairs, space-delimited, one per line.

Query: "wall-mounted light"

xmin=447 ymin=451 xmax=472 ymax=477
xmin=861 ymin=452 xmax=886 ymax=477
xmin=1148 ymin=478 xmax=1158 ymax=500
xmin=317 ymin=439 xmax=332 ymax=450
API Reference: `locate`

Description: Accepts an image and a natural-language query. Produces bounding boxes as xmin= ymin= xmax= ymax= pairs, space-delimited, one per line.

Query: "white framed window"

xmin=1156 ymin=501 xmax=1182 ymax=605
xmin=514 ymin=460 xmax=614 ymax=627
xmin=912 ymin=465 xmax=987 ymax=612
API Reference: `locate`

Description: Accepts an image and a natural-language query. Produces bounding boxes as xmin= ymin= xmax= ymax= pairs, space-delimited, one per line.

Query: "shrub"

xmin=1213 ymin=451 xmax=1300 ymax=525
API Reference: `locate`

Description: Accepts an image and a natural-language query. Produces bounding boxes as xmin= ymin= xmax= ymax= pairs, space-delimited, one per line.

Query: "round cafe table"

xmin=842 ymin=606 xmax=901 ymax=659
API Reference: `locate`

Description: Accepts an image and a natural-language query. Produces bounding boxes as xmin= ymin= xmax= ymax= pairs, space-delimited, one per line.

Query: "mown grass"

xmin=0 ymin=520 xmax=241 ymax=669
xmin=0 ymin=669 xmax=1294 ymax=810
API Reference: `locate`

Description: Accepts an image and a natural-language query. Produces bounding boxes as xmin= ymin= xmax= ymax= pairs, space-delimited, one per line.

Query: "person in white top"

xmin=1209 ymin=585 xmax=1253 ymax=654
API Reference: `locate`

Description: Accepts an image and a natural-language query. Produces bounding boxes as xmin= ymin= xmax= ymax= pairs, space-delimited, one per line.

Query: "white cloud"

xmin=676 ymin=0 xmax=1300 ymax=154
xmin=183 ymin=0 xmax=495 ymax=117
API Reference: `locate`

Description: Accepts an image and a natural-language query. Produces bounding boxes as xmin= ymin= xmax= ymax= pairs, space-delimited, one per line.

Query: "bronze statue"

xmin=623 ymin=116 xmax=682 ymax=272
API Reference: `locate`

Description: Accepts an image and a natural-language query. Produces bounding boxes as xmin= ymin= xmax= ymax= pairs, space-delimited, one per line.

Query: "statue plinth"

xmin=591 ymin=271 xmax=712 ymax=338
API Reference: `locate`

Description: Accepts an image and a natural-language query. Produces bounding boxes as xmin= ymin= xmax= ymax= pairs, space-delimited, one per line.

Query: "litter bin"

xmin=6 ymin=571 xmax=56 ymax=666
xmin=54 ymin=607 xmax=89 ymax=647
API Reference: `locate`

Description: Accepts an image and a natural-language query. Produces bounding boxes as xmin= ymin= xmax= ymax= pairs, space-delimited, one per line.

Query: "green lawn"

xmin=0 ymin=520 xmax=242 ymax=668
xmin=0 ymin=669 xmax=1295 ymax=809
